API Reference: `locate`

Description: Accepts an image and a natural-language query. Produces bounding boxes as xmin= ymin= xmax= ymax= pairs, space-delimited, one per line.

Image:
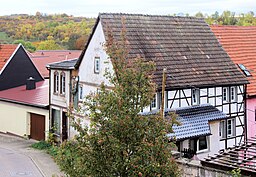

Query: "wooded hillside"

xmin=0 ymin=13 xmax=95 ymax=50
xmin=0 ymin=11 xmax=255 ymax=51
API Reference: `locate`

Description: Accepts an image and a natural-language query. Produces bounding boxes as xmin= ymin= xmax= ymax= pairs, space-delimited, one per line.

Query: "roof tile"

xmin=0 ymin=44 xmax=18 ymax=71
xmin=96 ymin=13 xmax=248 ymax=89
xmin=211 ymin=25 xmax=256 ymax=96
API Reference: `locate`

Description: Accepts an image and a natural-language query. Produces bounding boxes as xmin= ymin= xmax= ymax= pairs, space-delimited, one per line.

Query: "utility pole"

xmin=160 ymin=68 xmax=167 ymax=119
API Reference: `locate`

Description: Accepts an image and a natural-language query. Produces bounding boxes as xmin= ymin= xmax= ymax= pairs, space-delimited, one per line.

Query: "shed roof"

xmin=211 ymin=25 xmax=256 ymax=96
xmin=47 ymin=58 xmax=78 ymax=70
xmin=169 ymin=104 xmax=226 ymax=140
xmin=77 ymin=13 xmax=248 ymax=90
xmin=0 ymin=80 xmax=49 ymax=108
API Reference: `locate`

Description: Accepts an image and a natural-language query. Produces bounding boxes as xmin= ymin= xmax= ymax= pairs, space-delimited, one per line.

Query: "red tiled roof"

xmin=30 ymin=50 xmax=82 ymax=78
xmin=0 ymin=80 xmax=49 ymax=107
xmin=211 ymin=25 xmax=256 ymax=96
xmin=0 ymin=44 xmax=18 ymax=71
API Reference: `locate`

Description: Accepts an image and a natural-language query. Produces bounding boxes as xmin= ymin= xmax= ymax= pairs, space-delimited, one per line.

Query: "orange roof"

xmin=211 ymin=25 xmax=256 ymax=96
xmin=0 ymin=44 xmax=18 ymax=71
xmin=30 ymin=50 xmax=82 ymax=78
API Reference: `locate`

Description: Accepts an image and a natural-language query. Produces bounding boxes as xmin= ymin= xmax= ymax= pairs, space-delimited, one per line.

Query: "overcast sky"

xmin=0 ymin=0 xmax=255 ymax=17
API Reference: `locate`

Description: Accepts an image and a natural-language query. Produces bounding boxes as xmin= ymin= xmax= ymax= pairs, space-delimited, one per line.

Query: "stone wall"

xmin=177 ymin=159 xmax=230 ymax=177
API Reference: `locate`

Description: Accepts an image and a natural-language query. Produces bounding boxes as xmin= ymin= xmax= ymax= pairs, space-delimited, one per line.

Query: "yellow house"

xmin=0 ymin=80 xmax=49 ymax=140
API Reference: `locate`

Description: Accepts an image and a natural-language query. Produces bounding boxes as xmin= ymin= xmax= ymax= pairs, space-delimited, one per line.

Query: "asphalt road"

xmin=0 ymin=133 xmax=64 ymax=177
xmin=0 ymin=147 xmax=43 ymax=177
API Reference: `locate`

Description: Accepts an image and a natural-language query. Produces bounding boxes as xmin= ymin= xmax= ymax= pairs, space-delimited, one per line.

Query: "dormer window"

xmin=94 ymin=57 xmax=100 ymax=73
xmin=54 ymin=71 xmax=59 ymax=93
xmin=60 ymin=72 xmax=66 ymax=95
xmin=192 ymin=88 xmax=199 ymax=105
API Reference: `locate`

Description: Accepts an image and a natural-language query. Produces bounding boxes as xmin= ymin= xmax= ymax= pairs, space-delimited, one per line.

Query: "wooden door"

xmin=62 ymin=112 xmax=68 ymax=141
xmin=30 ymin=113 xmax=45 ymax=141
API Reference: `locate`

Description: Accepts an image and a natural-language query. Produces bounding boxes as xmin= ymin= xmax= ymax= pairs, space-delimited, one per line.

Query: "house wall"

xmin=247 ymin=97 xmax=256 ymax=138
xmin=0 ymin=45 xmax=43 ymax=91
xmin=165 ymin=85 xmax=245 ymax=151
xmin=0 ymin=101 xmax=49 ymax=139
xmin=78 ymin=20 xmax=113 ymax=98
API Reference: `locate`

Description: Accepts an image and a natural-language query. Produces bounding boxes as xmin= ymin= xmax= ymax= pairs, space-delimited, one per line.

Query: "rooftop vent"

xmin=26 ymin=77 xmax=36 ymax=90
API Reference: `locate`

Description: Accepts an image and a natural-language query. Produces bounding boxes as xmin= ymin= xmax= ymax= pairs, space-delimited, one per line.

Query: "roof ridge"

xmin=99 ymin=12 xmax=200 ymax=20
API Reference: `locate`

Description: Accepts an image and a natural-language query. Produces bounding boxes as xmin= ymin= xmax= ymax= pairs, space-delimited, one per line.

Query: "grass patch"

xmin=31 ymin=141 xmax=58 ymax=157
xmin=31 ymin=141 xmax=51 ymax=150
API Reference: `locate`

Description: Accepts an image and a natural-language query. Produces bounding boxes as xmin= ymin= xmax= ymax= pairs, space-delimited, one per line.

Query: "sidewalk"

xmin=0 ymin=133 xmax=65 ymax=177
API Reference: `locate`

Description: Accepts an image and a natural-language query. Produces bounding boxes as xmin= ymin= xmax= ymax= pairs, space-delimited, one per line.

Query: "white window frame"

xmin=219 ymin=120 xmax=226 ymax=139
xmin=223 ymin=87 xmax=228 ymax=102
xmin=219 ymin=118 xmax=235 ymax=139
xmin=94 ymin=57 xmax=100 ymax=73
xmin=60 ymin=72 xmax=66 ymax=95
xmin=151 ymin=94 xmax=157 ymax=109
xmin=192 ymin=88 xmax=199 ymax=105
xmin=197 ymin=136 xmax=208 ymax=153
xmin=230 ymin=86 xmax=236 ymax=102
xmin=227 ymin=118 xmax=235 ymax=137
xmin=54 ymin=71 xmax=59 ymax=94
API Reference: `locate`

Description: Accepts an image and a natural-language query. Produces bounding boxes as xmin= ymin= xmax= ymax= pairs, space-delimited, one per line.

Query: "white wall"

xmin=78 ymin=20 xmax=114 ymax=98
xmin=0 ymin=101 xmax=49 ymax=139
xmin=51 ymin=69 xmax=71 ymax=108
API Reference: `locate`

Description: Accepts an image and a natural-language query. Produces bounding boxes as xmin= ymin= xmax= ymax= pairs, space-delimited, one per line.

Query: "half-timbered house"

xmin=50 ymin=13 xmax=249 ymax=158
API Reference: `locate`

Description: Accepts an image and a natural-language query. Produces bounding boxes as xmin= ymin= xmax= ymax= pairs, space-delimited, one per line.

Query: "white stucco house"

xmin=49 ymin=13 xmax=249 ymax=159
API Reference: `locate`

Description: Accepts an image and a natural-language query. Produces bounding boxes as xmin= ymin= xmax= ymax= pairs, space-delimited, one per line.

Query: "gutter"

xmin=0 ymin=98 xmax=49 ymax=110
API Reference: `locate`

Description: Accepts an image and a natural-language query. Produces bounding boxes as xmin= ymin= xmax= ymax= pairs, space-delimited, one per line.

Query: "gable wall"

xmin=78 ymin=20 xmax=113 ymax=97
xmin=0 ymin=46 xmax=43 ymax=90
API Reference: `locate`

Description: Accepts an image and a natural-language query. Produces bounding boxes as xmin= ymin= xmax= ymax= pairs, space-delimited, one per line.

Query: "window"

xmin=223 ymin=87 xmax=237 ymax=102
xmin=219 ymin=118 xmax=235 ymax=138
xmin=54 ymin=72 xmax=59 ymax=93
xmin=219 ymin=120 xmax=226 ymax=138
xmin=79 ymin=85 xmax=83 ymax=100
xmin=52 ymin=109 xmax=60 ymax=134
xmin=60 ymin=73 xmax=66 ymax=94
xmin=223 ymin=87 xmax=228 ymax=102
xmin=151 ymin=94 xmax=157 ymax=109
xmin=227 ymin=119 xmax=235 ymax=137
xmin=189 ymin=136 xmax=208 ymax=153
xmin=192 ymin=89 xmax=199 ymax=105
xmin=94 ymin=57 xmax=100 ymax=73
xmin=238 ymin=64 xmax=251 ymax=77
xmin=230 ymin=86 xmax=236 ymax=102
xmin=198 ymin=136 xmax=208 ymax=151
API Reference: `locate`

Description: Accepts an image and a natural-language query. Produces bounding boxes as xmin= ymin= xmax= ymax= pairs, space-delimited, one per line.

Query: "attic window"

xmin=238 ymin=64 xmax=251 ymax=77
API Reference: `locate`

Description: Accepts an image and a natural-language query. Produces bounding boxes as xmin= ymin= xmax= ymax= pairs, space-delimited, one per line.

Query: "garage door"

xmin=30 ymin=113 xmax=45 ymax=141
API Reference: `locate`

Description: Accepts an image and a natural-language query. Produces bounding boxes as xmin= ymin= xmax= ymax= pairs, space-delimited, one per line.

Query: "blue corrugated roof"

xmin=168 ymin=104 xmax=226 ymax=140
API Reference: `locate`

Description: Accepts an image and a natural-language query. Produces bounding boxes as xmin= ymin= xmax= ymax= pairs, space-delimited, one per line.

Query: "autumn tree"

xmin=13 ymin=40 xmax=36 ymax=52
xmin=55 ymin=26 xmax=180 ymax=177
xmin=37 ymin=36 xmax=63 ymax=50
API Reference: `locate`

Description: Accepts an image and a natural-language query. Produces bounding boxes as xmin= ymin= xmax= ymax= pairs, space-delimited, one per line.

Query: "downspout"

xmin=48 ymin=68 xmax=52 ymax=140
xmin=244 ymin=84 xmax=247 ymax=142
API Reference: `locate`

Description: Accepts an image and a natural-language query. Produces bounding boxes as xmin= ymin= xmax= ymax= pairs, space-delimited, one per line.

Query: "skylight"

xmin=238 ymin=64 xmax=251 ymax=77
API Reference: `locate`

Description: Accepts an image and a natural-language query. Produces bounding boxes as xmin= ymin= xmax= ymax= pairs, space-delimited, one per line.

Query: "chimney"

xmin=26 ymin=77 xmax=36 ymax=90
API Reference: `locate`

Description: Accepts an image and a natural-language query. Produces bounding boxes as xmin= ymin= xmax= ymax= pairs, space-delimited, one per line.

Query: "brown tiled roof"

xmin=211 ymin=25 xmax=256 ymax=96
xmin=77 ymin=13 xmax=248 ymax=90
xmin=30 ymin=50 xmax=81 ymax=78
xmin=0 ymin=44 xmax=18 ymax=71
